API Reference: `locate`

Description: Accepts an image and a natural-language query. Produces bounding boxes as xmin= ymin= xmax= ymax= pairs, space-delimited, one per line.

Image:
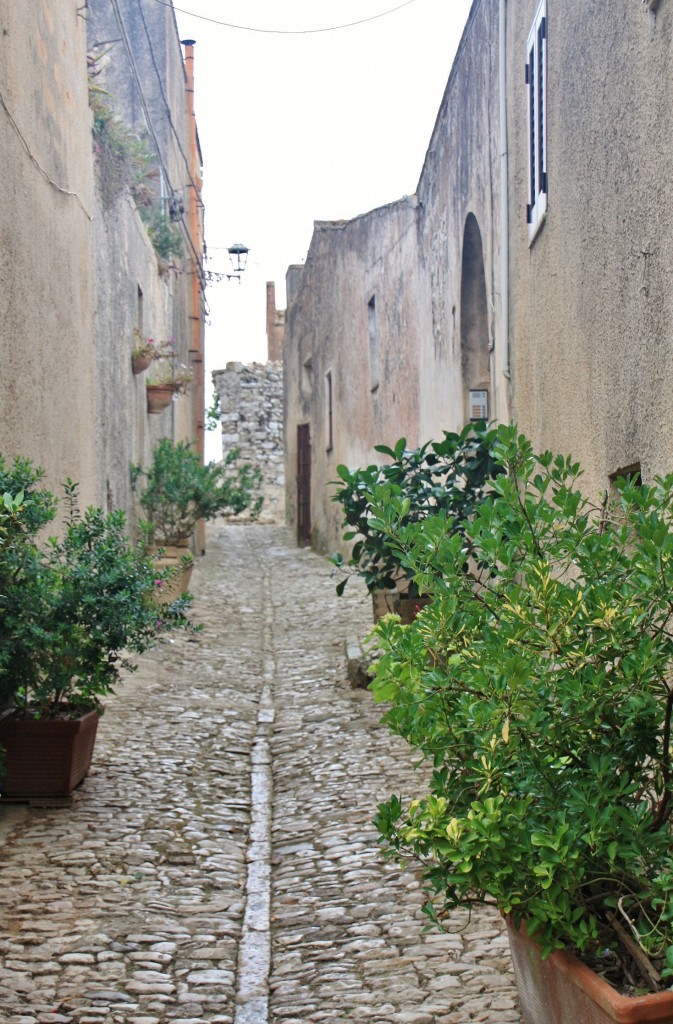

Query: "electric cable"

xmin=0 ymin=88 xmax=92 ymax=220
xmin=136 ymin=0 xmax=203 ymax=212
xmin=154 ymin=0 xmax=418 ymax=34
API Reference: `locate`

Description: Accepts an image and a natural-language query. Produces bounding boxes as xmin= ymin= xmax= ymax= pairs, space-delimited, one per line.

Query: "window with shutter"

xmin=526 ymin=0 xmax=547 ymax=242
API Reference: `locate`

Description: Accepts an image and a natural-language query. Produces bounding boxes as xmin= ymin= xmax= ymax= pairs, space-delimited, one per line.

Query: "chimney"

xmin=266 ymin=281 xmax=286 ymax=363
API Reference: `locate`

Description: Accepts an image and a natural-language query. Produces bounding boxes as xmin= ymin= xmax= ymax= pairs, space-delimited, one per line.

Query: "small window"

xmin=526 ymin=0 xmax=547 ymax=242
xmin=368 ymin=295 xmax=380 ymax=392
xmin=325 ymin=370 xmax=333 ymax=452
xmin=610 ymin=463 xmax=642 ymax=489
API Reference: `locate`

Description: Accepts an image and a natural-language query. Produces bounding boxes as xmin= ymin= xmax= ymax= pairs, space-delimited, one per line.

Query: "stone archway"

xmin=460 ymin=213 xmax=491 ymax=423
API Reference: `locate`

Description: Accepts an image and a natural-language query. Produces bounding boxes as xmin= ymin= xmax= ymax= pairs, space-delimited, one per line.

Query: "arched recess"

xmin=460 ymin=213 xmax=491 ymax=423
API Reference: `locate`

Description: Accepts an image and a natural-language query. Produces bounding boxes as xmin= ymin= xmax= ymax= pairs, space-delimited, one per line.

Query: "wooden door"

xmin=296 ymin=424 xmax=311 ymax=546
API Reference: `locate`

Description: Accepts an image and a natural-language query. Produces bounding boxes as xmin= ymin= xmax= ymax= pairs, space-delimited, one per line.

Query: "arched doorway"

xmin=460 ymin=214 xmax=491 ymax=423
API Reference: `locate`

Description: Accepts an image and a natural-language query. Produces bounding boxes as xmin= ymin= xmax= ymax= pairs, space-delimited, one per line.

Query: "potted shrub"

xmin=330 ymin=422 xmax=501 ymax=621
xmin=133 ymin=439 xmax=262 ymax=579
xmin=0 ymin=464 xmax=194 ymax=798
xmin=368 ymin=426 xmax=673 ymax=1021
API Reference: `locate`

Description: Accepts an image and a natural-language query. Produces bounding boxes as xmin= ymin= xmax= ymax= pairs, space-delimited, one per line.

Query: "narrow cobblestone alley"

xmin=0 ymin=525 xmax=521 ymax=1024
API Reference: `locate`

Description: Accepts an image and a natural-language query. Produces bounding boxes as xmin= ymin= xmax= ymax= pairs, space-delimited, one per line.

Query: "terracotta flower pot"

xmin=371 ymin=588 xmax=399 ymax=622
xmin=151 ymin=545 xmax=194 ymax=604
xmin=146 ymin=383 xmax=174 ymax=413
xmin=506 ymin=916 xmax=673 ymax=1024
xmin=397 ymin=595 xmax=432 ymax=624
xmin=0 ymin=709 xmax=100 ymax=798
xmin=132 ymin=352 xmax=153 ymax=374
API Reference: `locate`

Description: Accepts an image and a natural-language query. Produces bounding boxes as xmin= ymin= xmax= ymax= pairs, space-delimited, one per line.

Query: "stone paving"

xmin=0 ymin=524 xmax=521 ymax=1024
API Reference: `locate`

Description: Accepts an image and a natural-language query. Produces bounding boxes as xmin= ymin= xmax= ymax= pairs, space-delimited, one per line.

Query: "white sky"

xmin=171 ymin=0 xmax=472 ymax=459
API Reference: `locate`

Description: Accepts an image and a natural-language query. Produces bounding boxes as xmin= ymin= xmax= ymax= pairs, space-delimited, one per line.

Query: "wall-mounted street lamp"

xmin=204 ymin=243 xmax=250 ymax=285
xmin=227 ymin=242 xmax=249 ymax=279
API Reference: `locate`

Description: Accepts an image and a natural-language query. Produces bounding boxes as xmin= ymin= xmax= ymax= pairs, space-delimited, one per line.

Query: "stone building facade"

xmin=212 ymin=281 xmax=287 ymax=524
xmin=283 ymin=0 xmax=673 ymax=554
xmin=213 ymin=362 xmax=285 ymax=523
xmin=0 ymin=0 xmax=204 ymax=527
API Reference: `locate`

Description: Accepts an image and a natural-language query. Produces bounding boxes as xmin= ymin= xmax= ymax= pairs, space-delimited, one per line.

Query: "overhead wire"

xmin=0 ymin=88 xmax=92 ymax=220
xmin=135 ymin=0 xmax=203 ymax=212
xmin=154 ymin=0 xmax=418 ymax=34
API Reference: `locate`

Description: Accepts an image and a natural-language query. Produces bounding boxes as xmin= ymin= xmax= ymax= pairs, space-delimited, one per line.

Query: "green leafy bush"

xmin=330 ymin=422 xmax=501 ymax=596
xmin=369 ymin=425 xmax=673 ymax=991
xmin=141 ymin=204 xmax=183 ymax=263
xmin=0 ymin=458 xmax=56 ymax=709
xmin=0 ymin=472 xmax=195 ymax=720
xmin=134 ymin=438 xmax=262 ymax=547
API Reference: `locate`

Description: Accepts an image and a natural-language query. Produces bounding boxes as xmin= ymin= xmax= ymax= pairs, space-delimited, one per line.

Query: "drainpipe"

xmin=181 ymin=38 xmax=206 ymax=553
xmin=499 ymin=0 xmax=511 ymax=419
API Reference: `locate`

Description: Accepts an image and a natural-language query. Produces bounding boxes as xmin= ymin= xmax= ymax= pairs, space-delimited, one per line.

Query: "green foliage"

xmin=90 ymin=82 xmax=157 ymax=213
xmin=141 ymin=204 xmax=183 ymax=263
xmin=134 ymin=439 xmax=263 ymax=546
xmin=0 ymin=471 xmax=195 ymax=720
xmin=370 ymin=425 xmax=673 ymax=990
xmin=330 ymin=422 xmax=502 ymax=596
xmin=0 ymin=458 xmax=56 ymax=709
xmin=205 ymin=391 xmax=221 ymax=432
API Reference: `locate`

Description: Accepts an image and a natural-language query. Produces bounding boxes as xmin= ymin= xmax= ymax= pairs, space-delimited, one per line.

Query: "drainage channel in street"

xmin=234 ymin=568 xmax=275 ymax=1024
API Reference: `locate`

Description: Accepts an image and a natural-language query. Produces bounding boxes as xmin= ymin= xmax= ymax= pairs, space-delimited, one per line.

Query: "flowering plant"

xmin=147 ymin=361 xmax=195 ymax=396
xmin=132 ymin=328 xmax=157 ymax=360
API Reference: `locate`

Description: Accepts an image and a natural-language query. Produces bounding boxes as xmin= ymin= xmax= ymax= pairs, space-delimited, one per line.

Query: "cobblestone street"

xmin=0 ymin=525 xmax=521 ymax=1024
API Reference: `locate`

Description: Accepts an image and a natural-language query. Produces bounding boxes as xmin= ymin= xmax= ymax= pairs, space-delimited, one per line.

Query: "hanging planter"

xmin=132 ymin=328 xmax=166 ymax=376
xmin=132 ymin=352 xmax=153 ymax=374
xmin=146 ymin=383 xmax=174 ymax=414
xmin=146 ymin=360 xmax=194 ymax=414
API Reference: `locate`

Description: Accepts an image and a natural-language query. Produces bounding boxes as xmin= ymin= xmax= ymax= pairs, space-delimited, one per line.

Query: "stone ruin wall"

xmin=213 ymin=361 xmax=285 ymax=523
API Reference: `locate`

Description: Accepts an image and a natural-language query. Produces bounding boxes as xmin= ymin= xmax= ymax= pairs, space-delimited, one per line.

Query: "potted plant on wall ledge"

xmin=133 ymin=438 xmax=263 ymax=596
xmin=146 ymin=359 xmax=194 ymax=414
xmin=131 ymin=328 xmax=161 ymax=374
xmin=368 ymin=425 xmax=673 ymax=1023
xmin=330 ymin=422 xmax=501 ymax=623
xmin=0 ymin=461 xmax=194 ymax=798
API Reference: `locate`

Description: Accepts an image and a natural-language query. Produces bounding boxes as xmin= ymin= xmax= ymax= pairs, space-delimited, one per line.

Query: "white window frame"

xmin=526 ymin=0 xmax=547 ymax=243
xmin=325 ymin=369 xmax=334 ymax=452
xmin=368 ymin=295 xmax=380 ymax=393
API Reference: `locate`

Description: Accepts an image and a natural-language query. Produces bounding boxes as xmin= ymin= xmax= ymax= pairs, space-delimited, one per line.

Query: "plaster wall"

xmin=283 ymin=0 xmax=503 ymax=557
xmin=91 ymin=190 xmax=186 ymax=527
xmin=283 ymin=198 xmax=422 ymax=554
xmin=416 ymin=0 xmax=506 ymax=437
xmin=0 ymin=1 xmax=97 ymax=505
xmin=87 ymin=0 xmax=201 ymax=525
xmin=507 ymin=0 xmax=673 ymax=495
xmin=284 ymin=0 xmax=673 ymax=558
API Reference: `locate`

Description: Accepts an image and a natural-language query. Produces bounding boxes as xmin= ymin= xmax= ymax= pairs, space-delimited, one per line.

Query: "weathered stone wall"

xmin=283 ymin=198 xmax=423 ymax=553
xmin=0 ymin=1 xmax=97 ymax=507
xmin=87 ymin=0 xmax=201 ymax=528
xmin=283 ymin=0 xmax=502 ymax=557
xmin=0 ymin=0 xmax=202 ymax=530
xmin=213 ymin=362 xmax=285 ymax=523
xmin=285 ymin=0 xmax=673 ymax=558
xmin=507 ymin=0 xmax=673 ymax=497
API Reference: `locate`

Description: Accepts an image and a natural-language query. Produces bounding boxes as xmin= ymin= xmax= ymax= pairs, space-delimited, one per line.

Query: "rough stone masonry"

xmin=212 ymin=363 xmax=285 ymax=524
